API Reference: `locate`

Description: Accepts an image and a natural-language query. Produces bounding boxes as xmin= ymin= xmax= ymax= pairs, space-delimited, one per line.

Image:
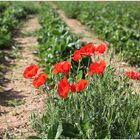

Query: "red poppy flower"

xmin=33 ymin=73 xmax=48 ymax=88
xmin=88 ymin=60 xmax=106 ymax=76
xmin=72 ymin=50 xmax=82 ymax=62
xmin=125 ymin=71 xmax=140 ymax=80
xmin=80 ymin=44 xmax=96 ymax=56
xmin=58 ymin=78 xmax=71 ymax=98
xmin=96 ymin=43 xmax=108 ymax=55
xmin=71 ymin=79 xmax=88 ymax=93
xmin=23 ymin=64 xmax=39 ymax=79
xmin=53 ymin=61 xmax=71 ymax=76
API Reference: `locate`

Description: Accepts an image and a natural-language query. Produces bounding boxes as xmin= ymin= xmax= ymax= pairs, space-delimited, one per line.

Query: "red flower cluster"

xmin=23 ymin=42 xmax=108 ymax=98
xmin=56 ymin=43 xmax=108 ymax=98
xmin=58 ymin=79 xmax=88 ymax=98
xmin=88 ymin=60 xmax=106 ymax=76
xmin=23 ymin=64 xmax=48 ymax=89
xmin=125 ymin=71 xmax=140 ymax=80
xmin=72 ymin=43 xmax=108 ymax=62
xmin=24 ymin=41 xmax=140 ymax=99
xmin=53 ymin=61 xmax=71 ymax=76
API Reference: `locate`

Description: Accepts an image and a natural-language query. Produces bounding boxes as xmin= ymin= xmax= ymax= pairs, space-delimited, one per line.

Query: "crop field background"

xmin=0 ymin=1 xmax=140 ymax=139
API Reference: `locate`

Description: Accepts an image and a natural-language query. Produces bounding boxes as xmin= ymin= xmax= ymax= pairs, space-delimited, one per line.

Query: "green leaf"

xmin=47 ymin=122 xmax=63 ymax=139
xmin=77 ymin=70 xmax=83 ymax=81
xmin=81 ymin=119 xmax=91 ymax=134
xmin=62 ymin=123 xmax=79 ymax=138
xmin=55 ymin=122 xmax=63 ymax=139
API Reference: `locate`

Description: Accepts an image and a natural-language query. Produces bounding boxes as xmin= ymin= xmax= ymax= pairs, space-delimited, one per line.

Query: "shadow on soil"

xmin=0 ymin=51 xmax=25 ymax=108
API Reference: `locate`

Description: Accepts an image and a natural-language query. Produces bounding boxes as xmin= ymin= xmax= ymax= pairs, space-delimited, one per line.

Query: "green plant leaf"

xmin=62 ymin=123 xmax=79 ymax=138
xmin=77 ymin=70 xmax=83 ymax=81
xmin=47 ymin=122 xmax=63 ymax=139
xmin=55 ymin=122 xmax=63 ymax=139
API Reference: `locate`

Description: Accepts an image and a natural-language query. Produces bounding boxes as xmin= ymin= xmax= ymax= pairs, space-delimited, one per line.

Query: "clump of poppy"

xmin=88 ymin=60 xmax=106 ymax=76
xmin=23 ymin=42 xmax=109 ymax=98
xmin=33 ymin=73 xmax=48 ymax=88
xmin=125 ymin=71 xmax=140 ymax=80
xmin=95 ymin=42 xmax=108 ymax=55
xmin=58 ymin=78 xmax=71 ymax=98
xmin=53 ymin=61 xmax=71 ymax=76
xmin=23 ymin=64 xmax=39 ymax=79
xmin=71 ymin=79 xmax=88 ymax=93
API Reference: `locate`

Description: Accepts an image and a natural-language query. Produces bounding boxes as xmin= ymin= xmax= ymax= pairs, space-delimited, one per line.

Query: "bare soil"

xmin=0 ymin=16 xmax=45 ymax=138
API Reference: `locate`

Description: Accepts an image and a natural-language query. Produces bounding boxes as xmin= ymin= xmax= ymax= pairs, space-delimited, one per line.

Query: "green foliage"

xmin=55 ymin=2 xmax=81 ymax=18
xmin=0 ymin=28 xmax=11 ymax=48
xmin=31 ymin=3 xmax=140 ymax=139
xmin=0 ymin=2 xmax=10 ymax=13
xmin=56 ymin=2 xmax=140 ymax=66
xmin=0 ymin=2 xmax=40 ymax=49
xmin=37 ymin=3 xmax=82 ymax=83
xmin=2 ymin=6 xmax=26 ymax=30
xmin=31 ymin=67 xmax=140 ymax=139
xmin=12 ymin=2 xmax=41 ymax=15
xmin=0 ymin=6 xmax=25 ymax=49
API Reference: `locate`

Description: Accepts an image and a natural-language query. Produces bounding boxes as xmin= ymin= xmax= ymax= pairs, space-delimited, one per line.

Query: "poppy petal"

xmin=53 ymin=61 xmax=71 ymax=76
xmin=23 ymin=64 xmax=39 ymax=79
xmin=88 ymin=60 xmax=106 ymax=76
xmin=33 ymin=73 xmax=48 ymax=88
xmin=58 ymin=78 xmax=71 ymax=98
xmin=96 ymin=43 xmax=108 ymax=55
xmin=125 ymin=71 xmax=140 ymax=80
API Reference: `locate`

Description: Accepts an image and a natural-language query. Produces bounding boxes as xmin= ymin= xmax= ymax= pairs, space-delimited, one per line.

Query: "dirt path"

xmin=0 ymin=16 xmax=45 ymax=138
xmin=51 ymin=3 xmax=140 ymax=93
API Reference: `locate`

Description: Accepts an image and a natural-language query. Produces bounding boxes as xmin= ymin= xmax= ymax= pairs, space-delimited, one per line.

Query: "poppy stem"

xmin=76 ymin=60 xmax=81 ymax=81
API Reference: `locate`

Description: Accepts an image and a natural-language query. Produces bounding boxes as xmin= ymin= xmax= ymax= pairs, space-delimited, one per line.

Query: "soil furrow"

xmin=0 ymin=16 xmax=44 ymax=138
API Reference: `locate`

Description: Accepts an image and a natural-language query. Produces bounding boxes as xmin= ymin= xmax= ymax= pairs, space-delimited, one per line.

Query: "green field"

xmin=55 ymin=2 xmax=140 ymax=66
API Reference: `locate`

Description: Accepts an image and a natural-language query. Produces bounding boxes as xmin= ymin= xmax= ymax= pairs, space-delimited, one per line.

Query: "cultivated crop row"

xmin=0 ymin=2 xmax=39 ymax=91
xmin=55 ymin=2 xmax=140 ymax=66
xmin=0 ymin=2 xmax=27 ymax=49
xmin=0 ymin=2 xmax=40 ymax=49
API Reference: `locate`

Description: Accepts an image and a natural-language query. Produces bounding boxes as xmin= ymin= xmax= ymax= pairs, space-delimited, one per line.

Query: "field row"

xmin=55 ymin=2 xmax=140 ymax=66
xmin=0 ymin=2 xmax=39 ymax=91
xmin=0 ymin=2 xmax=39 ymax=49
